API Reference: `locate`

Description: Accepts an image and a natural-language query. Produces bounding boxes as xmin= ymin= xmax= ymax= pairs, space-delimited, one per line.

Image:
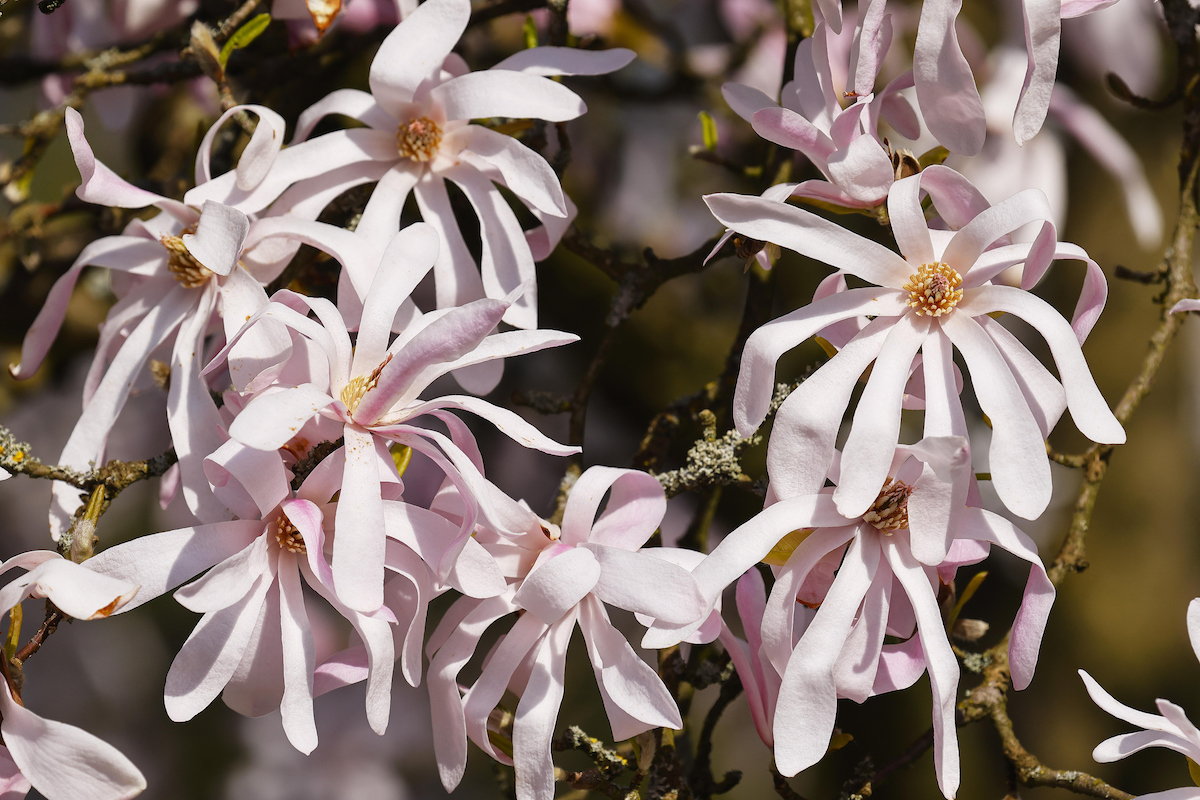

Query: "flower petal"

xmin=430 ymin=71 xmax=586 ymax=123
xmin=333 ymin=424 xmax=387 ymax=613
xmin=368 ymin=0 xmax=469 ymax=116
xmin=514 ymin=547 xmax=600 ymax=624
xmin=278 ymin=554 xmax=318 ymax=754
xmin=66 ymin=107 xmax=169 ymax=210
xmin=1013 ymin=0 xmax=1060 ymax=146
xmin=913 ymin=0 xmax=985 ymax=156
xmin=492 ymin=46 xmax=635 ymax=76
xmin=457 ymin=125 xmax=566 ymax=216
xmin=512 ymin=616 xmax=575 ymax=800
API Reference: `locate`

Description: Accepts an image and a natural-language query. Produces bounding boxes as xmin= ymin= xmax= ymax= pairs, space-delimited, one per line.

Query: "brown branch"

xmin=13 ymin=606 xmax=65 ymax=665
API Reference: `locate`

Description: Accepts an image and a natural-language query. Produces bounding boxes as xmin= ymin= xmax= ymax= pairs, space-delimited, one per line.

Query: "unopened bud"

xmin=189 ymin=22 xmax=224 ymax=82
xmin=952 ymin=618 xmax=990 ymax=642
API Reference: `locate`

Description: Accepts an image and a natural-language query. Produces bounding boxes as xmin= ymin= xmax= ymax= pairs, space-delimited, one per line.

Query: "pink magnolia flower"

xmin=1078 ymin=598 xmax=1200 ymax=800
xmin=188 ymin=0 xmax=634 ymax=330
xmin=425 ymin=467 xmax=706 ymax=800
xmin=0 ymin=552 xmax=145 ymax=799
xmin=705 ymin=166 xmax=1124 ymax=521
xmin=650 ymin=439 xmax=1053 ymax=798
xmin=722 ymin=19 xmax=919 ymax=209
xmin=11 ymin=107 xmax=299 ymax=537
xmin=208 ymin=224 xmax=579 ymax=612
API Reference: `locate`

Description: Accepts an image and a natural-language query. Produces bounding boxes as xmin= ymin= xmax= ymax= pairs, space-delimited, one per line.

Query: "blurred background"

xmin=0 ymin=0 xmax=1196 ymax=796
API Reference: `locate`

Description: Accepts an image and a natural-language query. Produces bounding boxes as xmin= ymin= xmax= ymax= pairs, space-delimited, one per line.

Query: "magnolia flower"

xmin=705 ymin=166 xmax=1124 ymax=521
xmin=209 ymin=225 xmax=578 ymax=612
xmin=648 ymin=439 xmax=1053 ymax=798
xmin=1079 ymin=598 xmax=1200 ymax=799
xmin=188 ymin=0 xmax=634 ymax=330
xmin=0 ymin=552 xmax=145 ymax=799
xmin=11 ymin=107 xmax=298 ymax=536
xmin=425 ymin=467 xmax=705 ymax=800
xmin=723 ymin=18 xmax=919 ymax=208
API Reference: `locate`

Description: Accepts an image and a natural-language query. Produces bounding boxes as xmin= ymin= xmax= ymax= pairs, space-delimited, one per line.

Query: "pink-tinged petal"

xmin=815 ymin=0 xmax=841 ymax=32
xmin=1156 ymin=700 xmax=1200 ymax=743
xmin=427 ymin=594 xmax=518 ymax=791
xmin=181 ymin=201 xmax=249 ymax=277
xmin=1050 ymin=87 xmax=1161 ymax=249
xmin=405 ymin=396 xmax=577 ymax=456
xmin=835 ymin=314 xmax=930 ymax=516
xmin=942 ymin=189 xmax=1054 ymax=278
xmin=195 ymin=105 xmax=288 ymax=190
xmin=514 ymin=547 xmax=600 ymax=623
xmin=245 ymin=216 xmax=386 ymax=305
xmin=792 ymin=31 xmax=837 ymax=123
xmin=381 ymin=552 xmax=434 ymax=685
xmin=1174 ymin=299 xmax=1200 ymax=314
xmin=368 ymin=0 xmax=469 ymax=116
xmin=0 ymin=746 xmax=31 ymax=798
xmin=333 ymin=424 xmax=386 ymax=613
xmin=186 ymin=129 xmax=398 ymax=215
xmin=920 ymin=164 xmax=991 ymax=229
xmin=722 ymin=82 xmax=778 ymax=123
xmin=825 ymin=134 xmax=894 ymax=204
xmin=705 ymin=193 xmax=912 ymax=288
xmin=292 ymin=89 xmax=397 ymax=144
xmin=414 ymin=174 xmax=488 ymax=310
xmin=512 ymin=616 xmax=574 ymax=800
xmin=788 ymin=179 xmax=876 ymax=209
xmin=526 ymin=194 xmax=576 ymax=261
xmin=750 ymin=106 xmax=835 ymax=168
xmin=174 ymin=536 xmax=269 ymax=613
xmin=560 ymin=466 xmax=660 ymax=547
xmin=691 ymin=493 xmax=847 ymax=609
xmin=583 ymin=544 xmax=704 ymax=624
xmin=204 ymin=299 xmax=347 ymax=391
xmin=165 ymin=572 xmax=273 ymax=721
xmin=977 ymin=317 xmax=1065 ymax=437
xmin=941 ymin=312 xmax=1050 ymax=519
xmin=848 ymin=0 xmax=889 ymax=95
xmin=960 ymin=286 xmax=1125 ymax=445
xmin=834 ymin=554 xmax=893 ymax=703
xmin=959 ymin=508 xmax=1053 ymax=690
xmin=277 ymin=554 xmax=318 ymax=754
xmin=431 ymin=71 xmax=586 ymax=123
xmin=413 ymin=329 xmax=578 ymax=396
xmin=458 ymin=126 xmax=566 ymax=216
xmin=1079 ymin=670 xmax=1179 ymax=734
xmin=229 ymin=385 xmax=336 ymax=451
xmin=0 ymin=558 xmax=138 ymax=620
xmin=9 ymin=236 xmax=165 ymax=380
xmin=773 ymin=536 xmax=878 ymax=776
xmin=357 ymin=298 xmax=510 ymax=422
xmin=879 ymin=89 xmax=921 ymax=141
xmin=888 ymin=173 xmax=934 ymax=265
xmin=353 ymin=224 xmax=441 ymax=376
xmin=382 ymin=501 xmax=505 ymax=597
xmin=905 ymin=436 xmax=971 ymax=565
xmin=443 ymin=165 xmax=538 ymax=329
xmin=66 ymin=107 xmax=168 ymax=210
xmin=49 ymin=286 xmax=194 ymax=536
xmin=0 ymin=681 xmax=145 ymax=800
xmin=223 ymin=583 xmax=285 ymax=717
xmin=167 ymin=285 xmax=231 ymax=524
xmin=920 ymin=328 xmax=969 ymax=438
xmin=579 ymin=597 xmax=682 ymax=739
xmin=872 ymin=635 xmax=926 ymax=694
xmin=881 ymin=538 xmax=959 ymax=798
xmin=734 ymin=290 xmax=906 ymax=436
xmin=1013 ymin=0 xmax=1060 ymax=146
xmin=1092 ymin=731 xmax=1200 ymax=764
xmin=463 ymin=611 xmax=550 ymax=761
xmin=765 ymin=316 xmax=897 ymax=498
xmin=491 ymin=46 xmax=635 ymax=75
xmin=219 ymin=265 xmax=291 ymax=393
xmin=87 ymin=521 xmax=265 ymax=612
xmin=913 ymin=0 xmax=985 ymax=156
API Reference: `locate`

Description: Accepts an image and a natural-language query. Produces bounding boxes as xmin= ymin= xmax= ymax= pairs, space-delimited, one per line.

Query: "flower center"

xmin=903 ymin=262 xmax=963 ymax=317
xmin=160 ymin=227 xmax=213 ymax=289
xmin=396 ymin=117 xmax=443 ymax=162
xmin=274 ymin=513 xmax=306 ymax=554
xmin=862 ymin=478 xmax=913 ymax=532
xmin=339 ymin=354 xmax=392 ymax=415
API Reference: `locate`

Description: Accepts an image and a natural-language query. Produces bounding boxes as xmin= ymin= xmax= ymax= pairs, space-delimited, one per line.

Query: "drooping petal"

xmin=583 ymin=544 xmax=704 ymax=625
xmin=1078 ymin=670 xmax=1179 ymax=734
xmin=749 ymin=107 xmax=836 ymax=168
xmin=222 ymin=583 xmax=285 ymax=718
xmin=559 ymin=466 xmax=663 ymax=547
xmin=1013 ymin=0 xmax=1061 ymax=146
xmin=977 ymin=317 xmax=1065 ymax=438
xmin=277 ymin=554 xmax=318 ymax=754
xmin=722 ymin=82 xmax=778 ymax=123
xmin=888 ymin=173 xmax=934 ymax=265
xmin=414 ymin=174 xmax=488 ymax=311
xmin=228 ymin=385 xmax=336 ymax=451
xmin=0 ymin=558 xmax=138 ymax=620
xmin=942 ymin=189 xmax=1054 ymax=279
xmin=404 ymin=396 xmax=577 ymax=456
xmin=462 ymin=611 xmax=549 ymax=761
xmin=66 ymin=107 xmax=170 ymax=210
xmin=174 ymin=536 xmax=269 ymax=614
xmin=333 ymin=424 xmax=386 ymax=613
xmin=457 ymin=126 xmax=566 ymax=216
xmin=0 ymin=680 xmax=145 ymax=800
xmin=913 ymin=0 xmax=985 ymax=156
xmin=512 ymin=616 xmax=575 ymax=800
xmin=181 ymin=202 xmax=250 ymax=277
xmin=1092 ymin=730 xmax=1200 ymax=764
xmin=292 ymin=89 xmax=397 ymax=143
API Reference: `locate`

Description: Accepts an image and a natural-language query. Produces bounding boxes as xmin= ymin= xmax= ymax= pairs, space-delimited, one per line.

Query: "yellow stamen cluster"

xmin=396 ymin=117 xmax=443 ymax=162
xmin=340 ymin=354 xmax=393 ymax=414
xmin=160 ymin=227 xmax=213 ymax=288
xmin=274 ymin=514 xmax=306 ymax=554
xmin=903 ymin=262 xmax=963 ymax=317
xmin=862 ymin=478 xmax=913 ymax=532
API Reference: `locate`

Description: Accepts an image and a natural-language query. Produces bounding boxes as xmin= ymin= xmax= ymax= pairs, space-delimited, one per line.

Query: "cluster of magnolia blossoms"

xmin=0 ymin=0 xmax=1160 ymax=792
